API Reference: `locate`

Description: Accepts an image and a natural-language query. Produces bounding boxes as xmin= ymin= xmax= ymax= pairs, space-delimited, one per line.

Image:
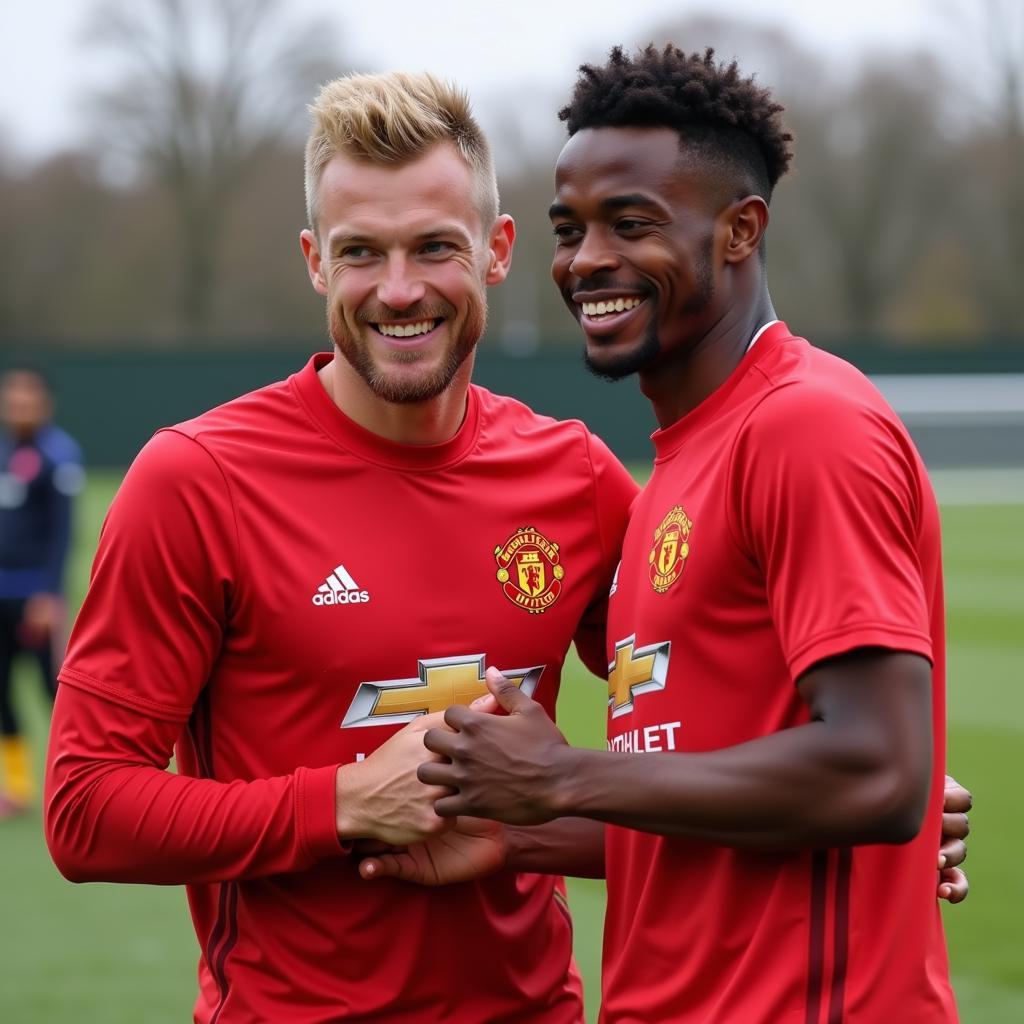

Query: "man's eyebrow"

xmin=327 ymin=225 xmax=473 ymax=248
xmin=549 ymin=194 xmax=665 ymax=219
xmin=417 ymin=226 xmax=473 ymax=242
xmin=328 ymin=231 xmax=372 ymax=249
xmin=601 ymin=193 xmax=664 ymax=212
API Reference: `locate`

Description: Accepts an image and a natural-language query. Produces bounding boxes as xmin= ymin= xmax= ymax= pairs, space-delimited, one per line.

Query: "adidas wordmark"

xmin=312 ymin=564 xmax=370 ymax=606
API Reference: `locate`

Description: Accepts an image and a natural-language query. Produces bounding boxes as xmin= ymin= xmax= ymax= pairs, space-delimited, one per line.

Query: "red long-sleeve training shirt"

xmin=47 ymin=354 xmax=637 ymax=1023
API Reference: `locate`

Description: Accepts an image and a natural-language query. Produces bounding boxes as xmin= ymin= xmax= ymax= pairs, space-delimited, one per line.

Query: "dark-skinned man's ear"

xmin=724 ymin=195 xmax=769 ymax=264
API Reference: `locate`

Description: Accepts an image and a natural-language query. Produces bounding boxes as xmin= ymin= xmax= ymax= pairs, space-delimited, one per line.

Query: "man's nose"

xmin=569 ymin=229 xmax=620 ymax=278
xmin=376 ymin=255 xmax=427 ymax=310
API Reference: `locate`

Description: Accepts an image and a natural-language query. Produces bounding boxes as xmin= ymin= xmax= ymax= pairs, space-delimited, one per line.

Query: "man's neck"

xmin=318 ymin=352 xmax=474 ymax=446
xmin=640 ymin=290 xmax=776 ymax=430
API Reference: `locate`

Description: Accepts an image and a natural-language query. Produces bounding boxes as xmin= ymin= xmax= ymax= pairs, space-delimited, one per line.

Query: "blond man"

xmin=44 ymin=71 xmax=636 ymax=1022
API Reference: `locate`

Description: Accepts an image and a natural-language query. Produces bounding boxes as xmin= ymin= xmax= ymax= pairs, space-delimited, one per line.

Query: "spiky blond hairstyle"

xmin=304 ymin=71 xmax=499 ymax=234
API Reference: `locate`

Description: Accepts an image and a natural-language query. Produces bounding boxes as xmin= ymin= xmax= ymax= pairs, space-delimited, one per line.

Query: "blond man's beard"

xmin=328 ymin=300 xmax=486 ymax=404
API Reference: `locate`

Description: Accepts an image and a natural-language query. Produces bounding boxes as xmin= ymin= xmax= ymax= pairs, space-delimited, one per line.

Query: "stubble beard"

xmin=583 ymin=238 xmax=715 ymax=382
xmin=328 ymin=300 xmax=487 ymax=405
xmin=584 ymin=323 xmax=661 ymax=382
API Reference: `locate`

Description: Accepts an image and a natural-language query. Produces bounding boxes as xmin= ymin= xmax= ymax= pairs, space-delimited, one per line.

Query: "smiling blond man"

xmin=44 ymin=72 xmax=637 ymax=1023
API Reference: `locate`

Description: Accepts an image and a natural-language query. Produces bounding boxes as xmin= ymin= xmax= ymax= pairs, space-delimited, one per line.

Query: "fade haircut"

xmin=558 ymin=45 xmax=794 ymax=204
xmin=304 ymin=71 xmax=499 ymax=234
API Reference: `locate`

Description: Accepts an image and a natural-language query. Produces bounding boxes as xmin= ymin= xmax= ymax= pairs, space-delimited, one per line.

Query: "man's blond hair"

xmin=304 ymin=71 xmax=499 ymax=235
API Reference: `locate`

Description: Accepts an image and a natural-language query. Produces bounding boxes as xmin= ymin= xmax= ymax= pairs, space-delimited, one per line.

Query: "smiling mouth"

xmin=372 ymin=319 xmax=443 ymax=338
xmin=577 ymin=296 xmax=645 ymax=320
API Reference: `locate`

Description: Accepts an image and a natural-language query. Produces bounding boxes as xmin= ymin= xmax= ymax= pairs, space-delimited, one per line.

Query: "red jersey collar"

xmin=291 ymin=352 xmax=482 ymax=471
xmin=651 ymin=321 xmax=793 ymax=462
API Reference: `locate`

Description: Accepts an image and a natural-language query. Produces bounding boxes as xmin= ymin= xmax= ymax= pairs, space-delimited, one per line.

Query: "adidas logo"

xmin=312 ymin=564 xmax=370 ymax=606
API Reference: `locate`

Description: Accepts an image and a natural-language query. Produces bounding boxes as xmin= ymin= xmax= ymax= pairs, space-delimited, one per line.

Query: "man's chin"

xmin=373 ymin=378 xmax=452 ymax=405
xmin=355 ymin=346 xmax=477 ymax=405
xmin=583 ymin=332 xmax=660 ymax=382
xmin=363 ymin=364 xmax=455 ymax=404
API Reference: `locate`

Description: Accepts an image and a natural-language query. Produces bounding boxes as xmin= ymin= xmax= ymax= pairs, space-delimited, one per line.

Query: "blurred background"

xmin=1 ymin=0 xmax=1021 ymax=1021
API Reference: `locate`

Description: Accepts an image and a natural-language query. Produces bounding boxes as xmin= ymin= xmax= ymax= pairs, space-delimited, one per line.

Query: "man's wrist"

xmin=503 ymin=824 xmax=528 ymax=871
xmin=300 ymin=764 xmax=355 ymax=859
xmin=334 ymin=763 xmax=368 ymax=841
xmin=544 ymin=743 xmax=588 ymax=820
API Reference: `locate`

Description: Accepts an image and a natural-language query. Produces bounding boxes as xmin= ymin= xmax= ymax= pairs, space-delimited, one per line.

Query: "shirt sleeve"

xmin=45 ymin=429 xmax=344 ymax=884
xmin=728 ymin=384 xmax=933 ymax=682
xmin=573 ymin=433 xmax=639 ymax=680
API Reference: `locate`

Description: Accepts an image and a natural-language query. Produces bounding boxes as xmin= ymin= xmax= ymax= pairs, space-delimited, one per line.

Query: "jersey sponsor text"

xmin=607 ymin=721 xmax=682 ymax=753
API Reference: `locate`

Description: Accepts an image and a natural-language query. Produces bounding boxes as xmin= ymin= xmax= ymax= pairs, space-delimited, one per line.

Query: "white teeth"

xmin=376 ymin=320 xmax=437 ymax=337
xmin=580 ymin=297 xmax=643 ymax=317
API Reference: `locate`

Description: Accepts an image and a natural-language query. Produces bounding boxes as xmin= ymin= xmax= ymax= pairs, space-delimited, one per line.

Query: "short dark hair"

xmin=558 ymin=45 xmax=793 ymax=203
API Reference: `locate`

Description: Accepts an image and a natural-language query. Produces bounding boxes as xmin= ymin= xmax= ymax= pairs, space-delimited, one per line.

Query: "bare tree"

xmin=796 ymin=55 xmax=954 ymax=335
xmin=941 ymin=0 xmax=1024 ymax=332
xmin=83 ymin=0 xmax=340 ymax=334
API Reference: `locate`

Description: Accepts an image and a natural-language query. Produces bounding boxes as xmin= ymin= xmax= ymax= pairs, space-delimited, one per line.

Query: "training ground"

xmin=2 ymin=468 xmax=1022 ymax=1022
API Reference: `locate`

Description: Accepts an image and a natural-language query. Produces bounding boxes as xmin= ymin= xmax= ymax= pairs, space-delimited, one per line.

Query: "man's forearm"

xmin=551 ymin=718 xmax=929 ymax=849
xmin=47 ymin=758 xmax=343 ymax=884
xmin=430 ymin=653 xmax=934 ymax=850
xmin=506 ymin=817 xmax=606 ymax=878
xmin=544 ymin=654 xmax=934 ymax=848
xmin=46 ymin=685 xmax=343 ymax=884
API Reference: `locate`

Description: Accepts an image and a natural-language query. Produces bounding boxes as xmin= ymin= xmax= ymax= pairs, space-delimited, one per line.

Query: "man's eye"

xmin=342 ymin=246 xmax=373 ymax=260
xmin=552 ymin=224 xmax=581 ymax=243
xmin=615 ymin=219 xmax=647 ymax=232
xmin=421 ymin=241 xmax=454 ymax=256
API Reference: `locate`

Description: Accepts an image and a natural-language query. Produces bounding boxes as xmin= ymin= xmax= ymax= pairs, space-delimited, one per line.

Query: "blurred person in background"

xmin=0 ymin=366 xmax=83 ymax=818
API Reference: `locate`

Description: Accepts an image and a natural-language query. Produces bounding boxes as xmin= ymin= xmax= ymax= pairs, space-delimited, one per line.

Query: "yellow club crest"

xmin=494 ymin=527 xmax=565 ymax=614
xmin=649 ymin=506 xmax=692 ymax=593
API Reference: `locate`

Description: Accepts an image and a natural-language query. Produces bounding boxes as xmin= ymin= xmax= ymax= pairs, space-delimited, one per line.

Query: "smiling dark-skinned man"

xmin=362 ymin=47 xmax=964 ymax=1023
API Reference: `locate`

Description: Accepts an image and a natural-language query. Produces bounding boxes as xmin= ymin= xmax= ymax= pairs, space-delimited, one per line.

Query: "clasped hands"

xmin=343 ymin=668 xmax=970 ymax=902
xmin=335 ymin=667 xmax=568 ymax=884
xmin=335 ymin=668 xmax=561 ymax=845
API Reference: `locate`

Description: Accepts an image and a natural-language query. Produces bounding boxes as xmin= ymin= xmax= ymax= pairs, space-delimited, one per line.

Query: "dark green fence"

xmin=3 ymin=341 xmax=1023 ymax=466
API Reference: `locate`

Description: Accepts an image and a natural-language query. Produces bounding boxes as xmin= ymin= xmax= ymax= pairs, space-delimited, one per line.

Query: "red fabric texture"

xmin=601 ymin=324 xmax=955 ymax=1023
xmin=47 ymin=355 xmax=637 ymax=1023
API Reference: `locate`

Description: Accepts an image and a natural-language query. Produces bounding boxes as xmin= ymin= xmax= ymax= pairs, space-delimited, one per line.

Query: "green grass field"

xmin=2 ymin=471 xmax=1021 ymax=1021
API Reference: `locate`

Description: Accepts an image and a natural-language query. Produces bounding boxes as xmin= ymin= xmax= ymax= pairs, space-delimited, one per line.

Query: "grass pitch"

xmin=1 ymin=472 xmax=1021 ymax=1021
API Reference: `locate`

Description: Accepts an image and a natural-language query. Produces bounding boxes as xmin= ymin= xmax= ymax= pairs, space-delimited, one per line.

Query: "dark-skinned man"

xmin=362 ymin=47 xmax=965 ymax=1023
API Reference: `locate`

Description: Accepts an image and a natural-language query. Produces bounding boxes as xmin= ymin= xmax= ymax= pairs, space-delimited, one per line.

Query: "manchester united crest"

xmin=649 ymin=506 xmax=692 ymax=593
xmin=494 ymin=527 xmax=565 ymax=614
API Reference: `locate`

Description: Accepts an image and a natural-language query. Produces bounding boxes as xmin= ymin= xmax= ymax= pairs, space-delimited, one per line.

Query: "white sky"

xmin=0 ymin=0 xmax=958 ymax=159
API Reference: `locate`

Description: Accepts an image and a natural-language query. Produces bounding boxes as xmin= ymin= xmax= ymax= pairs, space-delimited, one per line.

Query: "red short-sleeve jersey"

xmin=47 ymin=354 xmax=637 ymax=1024
xmin=601 ymin=324 xmax=956 ymax=1023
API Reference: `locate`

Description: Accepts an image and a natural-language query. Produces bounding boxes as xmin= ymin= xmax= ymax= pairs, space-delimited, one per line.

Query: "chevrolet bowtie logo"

xmin=341 ymin=656 xmax=545 ymax=728
xmin=607 ymin=636 xmax=671 ymax=719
